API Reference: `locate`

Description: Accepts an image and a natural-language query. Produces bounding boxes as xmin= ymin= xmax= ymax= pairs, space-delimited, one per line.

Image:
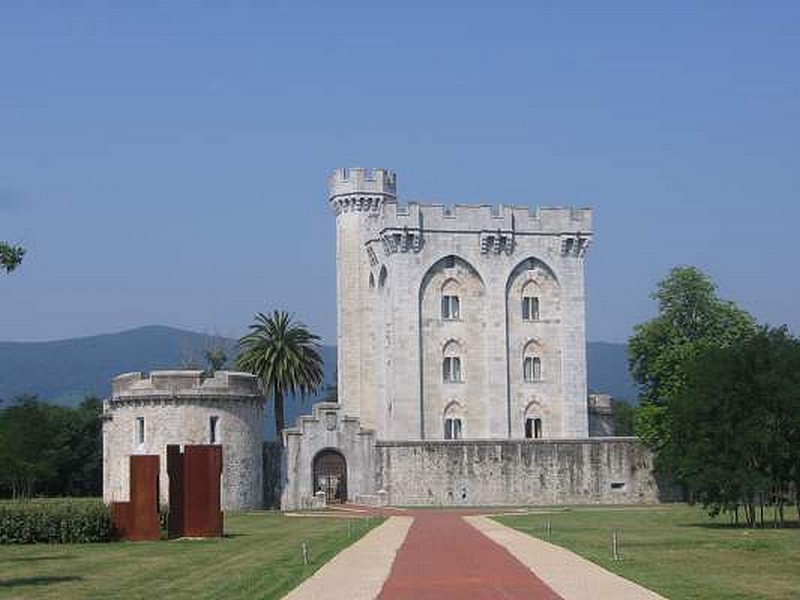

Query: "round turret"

xmin=328 ymin=167 xmax=397 ymax=215
xmin=103 ymin=370 xmax=265 ymax=511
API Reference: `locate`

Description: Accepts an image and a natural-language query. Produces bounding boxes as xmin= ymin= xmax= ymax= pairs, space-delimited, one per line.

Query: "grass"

xmin=496 ymin=504 xmax=800 ymax=600
xmin=0 ymin=511 xmax=382 ymax=600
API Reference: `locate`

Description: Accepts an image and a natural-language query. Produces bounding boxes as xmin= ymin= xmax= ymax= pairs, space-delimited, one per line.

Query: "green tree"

xmin=0 ymin=395 xmax=103 ymax=498
xmin=612 ymin=401 xmax=636 ymax=436
xmin=204 ymin=346 xmax=228 ymax=376
xmin=59 ymin=397 xmax=104 ymax=496
xmin=0 ymin=396 xmax=63 ymax=497
xmin=236 ymin=311 xmax=324 ymax=436
xmin=672 ymin=326 xmax=800 ymax=525
xmin=0 ymin=241 xmax=25 ymax=273
xmin=629 ymin=266 xmax=755 ymax=451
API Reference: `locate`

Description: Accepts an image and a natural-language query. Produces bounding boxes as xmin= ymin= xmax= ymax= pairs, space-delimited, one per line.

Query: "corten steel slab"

xmin=110 ymin=501 xmax=130 ymax=540
xmin=167 ymin=444 xmax=223 ymax=538
xmin=166 ymin=445 xmax=184 ymax=539
xmin=126 ymin=455 xmax=161 ymax=541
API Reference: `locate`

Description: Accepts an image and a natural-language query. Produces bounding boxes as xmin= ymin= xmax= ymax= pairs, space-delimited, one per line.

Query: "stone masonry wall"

xmin=375 ymin=438 xmax=659 ymax=506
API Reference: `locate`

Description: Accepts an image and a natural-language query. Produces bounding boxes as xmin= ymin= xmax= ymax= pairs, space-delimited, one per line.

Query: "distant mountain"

xmin=0 ymin=326 xmax=636 ymax=438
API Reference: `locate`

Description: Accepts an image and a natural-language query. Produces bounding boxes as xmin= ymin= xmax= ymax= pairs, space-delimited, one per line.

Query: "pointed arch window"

xmin=521 ymin=281 xmax=541 ymax=321
xmin=443 ymin=340 xmax=463 ymax=383
xmin=444 ymin=401 xmax=465 ymax=439
xmin=444 ymin=418 xmax=462 ymax=439
xmin=525 ymin=417 xmax=543 ymax=439
xmin=523 ymin=357 xmax=542 ymax=381
xmin=441 ymin=279 xmax=461 ymax=320
xmin=523 ymin=341 xmax=543 ymax=382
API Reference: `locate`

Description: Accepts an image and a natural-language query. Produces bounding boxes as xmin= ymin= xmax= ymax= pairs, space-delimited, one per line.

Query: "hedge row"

xmin=0 ymin=498 xmax=111 ymax=544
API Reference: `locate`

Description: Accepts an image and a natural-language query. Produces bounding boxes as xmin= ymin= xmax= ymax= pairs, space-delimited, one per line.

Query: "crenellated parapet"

xmin=111 ymin=370 xmax=262 ymax=404
xmin=380 ymin=202 xmax=591 ymax=236
xmin=328 ymin=167 xmax=397 ymax=215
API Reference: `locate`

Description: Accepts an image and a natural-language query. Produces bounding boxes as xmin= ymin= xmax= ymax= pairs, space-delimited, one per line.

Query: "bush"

xmin=0 ymin=498 xmax=111 ymax=543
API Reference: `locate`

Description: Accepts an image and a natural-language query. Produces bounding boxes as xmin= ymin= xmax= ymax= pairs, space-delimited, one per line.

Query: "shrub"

xmin=0 ymin=498 xmax=111 ymax=543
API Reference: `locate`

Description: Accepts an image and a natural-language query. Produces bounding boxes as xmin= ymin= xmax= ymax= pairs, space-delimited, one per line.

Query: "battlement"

xmin=328 ymin=167 xmax=397 ymax=200
xmin=381 ymin=202 xmax=592 ymax=235
xmin=111 ymin=370 xmax=262 ymax=401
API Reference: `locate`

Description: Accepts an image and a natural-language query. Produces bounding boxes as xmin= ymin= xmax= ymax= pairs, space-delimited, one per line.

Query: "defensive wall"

xmin=278 ymin=401 xmax=661 ymax=510
xmin=374 ymin=438 xmax=657 ymax=506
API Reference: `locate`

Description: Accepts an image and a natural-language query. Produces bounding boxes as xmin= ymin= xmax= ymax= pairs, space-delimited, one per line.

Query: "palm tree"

xmin=236 ymin=310 xmax=324 ymax=436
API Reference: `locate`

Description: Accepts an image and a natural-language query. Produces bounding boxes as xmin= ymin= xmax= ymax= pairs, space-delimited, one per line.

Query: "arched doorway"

xmin=312 ymin=449 xmax=347 ymax=504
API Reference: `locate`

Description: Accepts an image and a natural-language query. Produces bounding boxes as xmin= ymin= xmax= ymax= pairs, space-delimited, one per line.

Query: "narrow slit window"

xmin=136 ymin=417 xmax=145 ymax=445
xmin=209 ymin=416 xmax=219 ymax=444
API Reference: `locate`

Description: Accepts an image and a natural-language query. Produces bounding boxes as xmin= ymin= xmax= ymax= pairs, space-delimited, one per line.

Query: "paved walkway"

xmin=377 ymin=511 xmax=562 ymax=600
xmin=466 ymin=516 xmax=667 ymax=600
xmin=283 ymin=508 xmax=667 ymax=600
xmin=283 ymin=516 xmax=413 ymax=600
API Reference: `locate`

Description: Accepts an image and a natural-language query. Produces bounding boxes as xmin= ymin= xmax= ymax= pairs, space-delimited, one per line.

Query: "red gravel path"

xmin=377 ymin=511 xmax=563 ymax=600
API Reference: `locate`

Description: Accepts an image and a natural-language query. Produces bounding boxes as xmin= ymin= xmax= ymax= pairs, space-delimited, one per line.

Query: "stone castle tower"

xmin=330 ymin=167 xmax=592 ymax=440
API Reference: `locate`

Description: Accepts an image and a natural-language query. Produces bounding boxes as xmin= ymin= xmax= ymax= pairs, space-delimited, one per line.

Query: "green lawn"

xmin=0 ymin=512 xmax=381 ymax=600
xmin=496 ymin=504 xmax=800 ymax=600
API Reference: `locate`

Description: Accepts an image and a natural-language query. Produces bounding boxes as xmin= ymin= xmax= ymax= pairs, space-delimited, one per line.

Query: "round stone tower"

xmin=102 ymin=370 xmax=265 ymax=511
xmin=328 ymin=168 xmax=396 ymax=427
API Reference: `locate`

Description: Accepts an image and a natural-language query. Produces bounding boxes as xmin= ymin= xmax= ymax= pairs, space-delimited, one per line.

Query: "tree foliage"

xmin=612 ymin=400 xmax=637 ymax=436
xmin=0 ymin=241 xmax=25 ymax=273
xmin=204 ymin=346 xmax=228 ymax=376
xmin=671 ymin=326 xmax=800 ymax=525
xmin=236 ymin=310 xmax=324 ymax=435
xmin=0 ymin=396 xmax=102 ymax=498
xmin=629 ymin=266 xmax=755 ymax=450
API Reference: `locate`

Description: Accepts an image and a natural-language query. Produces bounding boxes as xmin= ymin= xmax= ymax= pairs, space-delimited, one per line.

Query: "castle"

xmin=104 ymin=168 xmax=658 ymax=511
xmin=330 ymin=167 xmax=591 ymax=441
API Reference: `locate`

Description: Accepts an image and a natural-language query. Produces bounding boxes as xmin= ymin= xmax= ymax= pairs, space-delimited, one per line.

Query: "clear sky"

xmin=1 ymin=1 xmax=798 ymax=344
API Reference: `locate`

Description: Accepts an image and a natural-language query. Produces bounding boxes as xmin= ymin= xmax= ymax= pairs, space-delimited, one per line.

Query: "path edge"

xmin=464 ymin=515 xmax=667 ymax=600
xmin=282 ymin=516 xmax=413 ymax=600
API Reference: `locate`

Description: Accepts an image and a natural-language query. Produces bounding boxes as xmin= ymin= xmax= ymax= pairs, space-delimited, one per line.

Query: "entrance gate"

xmin=312 ymin=449 xmax=347 ymax=504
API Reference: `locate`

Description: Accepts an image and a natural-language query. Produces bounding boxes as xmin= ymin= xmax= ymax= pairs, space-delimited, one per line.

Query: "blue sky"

xmin=1 ymin=1 xmax=798 ymax=344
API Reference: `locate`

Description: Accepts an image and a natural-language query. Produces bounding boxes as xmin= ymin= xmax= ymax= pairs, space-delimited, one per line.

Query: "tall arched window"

xmin=442 ymin=340 xmax=463 ymax=383
xmin=441 ymin=279 xmax=461 ymax=320
xmin=521 ymin=281 xmax=540 ymax=321
xmin=525 ymin=417 xmax=543 ymax=439
xmin=524 ymin=402 xmax=544 ymax=439
xmin=443 ymin=401 xmax=464 ymax=439
xmin=523 ymin=341 xmax=543 ymax=382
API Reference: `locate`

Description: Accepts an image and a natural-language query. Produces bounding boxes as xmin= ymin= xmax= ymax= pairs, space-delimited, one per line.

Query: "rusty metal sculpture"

xmin=111 ymin=455 xmax=161 ymax=541
xmin=167 ymin=444 xmax=223 ymax=538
